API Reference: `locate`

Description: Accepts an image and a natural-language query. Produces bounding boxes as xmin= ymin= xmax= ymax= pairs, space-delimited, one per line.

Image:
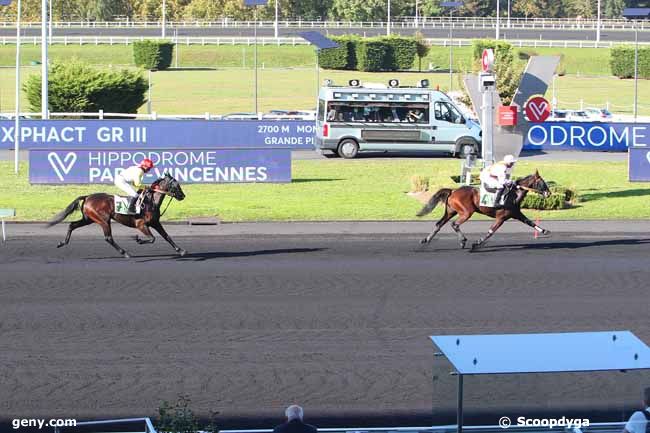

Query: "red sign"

xmin=481 ymin=49 xmax=494 ymax=72
xmin=525 ymin=96 xmax=551 ymax=123
xmin=497 ymin=105 xmax=518 ymax=126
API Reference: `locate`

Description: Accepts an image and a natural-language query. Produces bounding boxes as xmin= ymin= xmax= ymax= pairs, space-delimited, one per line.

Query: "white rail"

xmin=0 ymin=36 xmax=649 ymax=47
xmin=0 ymin=18 xmax=647 ymax=31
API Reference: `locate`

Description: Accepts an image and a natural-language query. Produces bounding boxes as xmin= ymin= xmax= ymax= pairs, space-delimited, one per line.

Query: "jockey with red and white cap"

xmin=480 ymin=154 xmax=517 ymax=209
xmin=114 ymin=158 xmax=155 ymax=213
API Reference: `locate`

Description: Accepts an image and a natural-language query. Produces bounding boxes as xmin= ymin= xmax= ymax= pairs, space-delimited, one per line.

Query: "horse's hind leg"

xmin=57 ymin=218 xmax=93 ymax=248
xmin=100 ymin=221 xmax=131 ymax=258
xmin=471 ymin=218 xmax=506 ymax=251
xmin=420 ymin=207 xmax=456 ymax=245
xmin=451 ymin=213 xmax=471 ymax=249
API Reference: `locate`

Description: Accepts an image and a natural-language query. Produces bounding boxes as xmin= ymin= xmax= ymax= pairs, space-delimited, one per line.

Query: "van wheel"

xmin=457 ymin=143 xmax=476 ymax=158
xmin=338 ymin=139 xmax=359 ymax=159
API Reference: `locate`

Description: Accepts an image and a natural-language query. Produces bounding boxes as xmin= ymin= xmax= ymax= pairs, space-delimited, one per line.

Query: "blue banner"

xmin=29 ymin=148 xmax=292 ymax=184
xmin=0 ymin=120 xmax=316 ymax=150
xmin=523 ymin=122 xmax=650 ymax=151
xmin=629 ymin=147 xmax=650 ymax=182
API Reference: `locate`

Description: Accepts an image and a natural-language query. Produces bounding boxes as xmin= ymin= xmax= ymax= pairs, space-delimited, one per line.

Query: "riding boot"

xmin=494 ymin=187 xmax=505 ymax=209
xmin=127 ymin=196 xmax=139 ymax=214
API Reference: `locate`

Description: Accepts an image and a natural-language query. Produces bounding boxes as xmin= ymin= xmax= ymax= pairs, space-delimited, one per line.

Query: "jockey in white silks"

xmin=479 ymin=154 xmax=517 ymax=209
xmin=114 ymin=158 xmax=154 ymax=213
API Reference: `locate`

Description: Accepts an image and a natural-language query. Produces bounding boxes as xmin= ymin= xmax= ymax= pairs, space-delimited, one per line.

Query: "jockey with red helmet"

xmin=114 ymin=158 xmax=155 ymax=213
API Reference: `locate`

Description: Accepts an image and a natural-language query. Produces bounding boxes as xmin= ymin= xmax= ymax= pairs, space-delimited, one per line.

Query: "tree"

xmin=420 ymin=0 xmax=443 ymax=17
xmin=604 ymin=0 xmax=626 ymax=18
xmin=331 ymin=0 xmax=387 ymax=21
xmin=513 ymin=0 xmax=543 ymax=18
xmin=460 ymin=0 xmax=492 ymax=17
xmin=564 ymin=0 xmax=594 ymax=17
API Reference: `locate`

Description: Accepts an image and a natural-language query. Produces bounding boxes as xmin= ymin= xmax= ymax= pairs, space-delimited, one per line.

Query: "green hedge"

xmin=133 ymin=40 xmax=174 ymax=70
xmin=472 ymin=39 xmax=514 ymax=61
xmin=521 ymin=184 xmax=577 ymax=210
xmin=382 ymin=36 xmax=418 ymax=71
xmin=356 ymin=38 xmax=388 ymax=72
xmin=610 ymin=45 xmax=650 ymax=79
xmin=319 ymin=35 xmax=359 ymax=70
xmin=25 ymin=61 xmax=147 ymax=114
xmin=319 ymin=36 xmax=417 ymax=72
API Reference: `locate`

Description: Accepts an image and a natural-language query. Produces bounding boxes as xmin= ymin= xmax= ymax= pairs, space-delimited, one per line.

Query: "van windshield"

xmin=326 ymin=102 xmax=429 ymax=124
xmin=434 ymin=101 xmax=464 ymax=124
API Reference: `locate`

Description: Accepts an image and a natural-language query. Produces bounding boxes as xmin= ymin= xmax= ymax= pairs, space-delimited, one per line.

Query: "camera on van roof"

xmin=323 ymin=79 xmax=334 ymax=87
xmin=417 ymin=79 xmax=430 ymax=88
xmin=388 ymin=79 xmax=400 ymax=88
xmin=349 ymin=79 xmax=361 ymax=87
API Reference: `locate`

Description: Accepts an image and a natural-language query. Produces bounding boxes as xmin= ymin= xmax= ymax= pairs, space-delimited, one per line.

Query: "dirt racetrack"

xmin=1 ymin=227 xmax=649 ymax=429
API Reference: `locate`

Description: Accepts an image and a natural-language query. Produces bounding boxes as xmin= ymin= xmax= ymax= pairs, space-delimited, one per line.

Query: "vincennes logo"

xmin=48 ymin=152 xmax=77 ymax=181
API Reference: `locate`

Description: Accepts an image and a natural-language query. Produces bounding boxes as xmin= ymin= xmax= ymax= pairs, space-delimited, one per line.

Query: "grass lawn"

xmin=0 ymin=44 xmax=614 ymax=75
xmin=2 ymin=159 xmax=649 ymax=222
xmin=2 ymin=67 xmax=649 ymax=116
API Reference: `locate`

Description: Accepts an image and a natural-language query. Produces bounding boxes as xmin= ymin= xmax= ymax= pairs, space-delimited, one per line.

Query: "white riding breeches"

xmin=480 ymin=171 xmax=502 ymax=189
xmin=114 ymin=176 xmax=138 ymax=198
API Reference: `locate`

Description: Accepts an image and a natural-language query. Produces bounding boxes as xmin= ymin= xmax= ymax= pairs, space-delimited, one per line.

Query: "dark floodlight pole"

xmin=622 ymin=9 xmax=649 ymax=123
xmin=245 ymin=0 xmax=268 ymax=117
xmin=457 ymin=374 xmax=464 ymax=433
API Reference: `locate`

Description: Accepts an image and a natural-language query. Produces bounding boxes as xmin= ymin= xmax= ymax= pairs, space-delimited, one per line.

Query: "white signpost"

xmin=479 ymin=49 xmax=496 ymax=166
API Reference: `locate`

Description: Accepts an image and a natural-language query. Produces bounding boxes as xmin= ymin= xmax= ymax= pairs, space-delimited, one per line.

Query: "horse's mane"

xmin=515 ymin=174 xmax=536 ymax=185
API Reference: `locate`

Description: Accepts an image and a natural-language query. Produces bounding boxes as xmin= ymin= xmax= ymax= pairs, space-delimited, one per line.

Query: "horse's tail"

xmin=416 ymin=188 xmax=452 ymax=217
xmin=47 ymin=196 xmax=87 ymax=227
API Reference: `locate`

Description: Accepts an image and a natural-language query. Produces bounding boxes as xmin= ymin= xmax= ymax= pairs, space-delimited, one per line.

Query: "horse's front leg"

xmin=134 ymin=220 xmax=156 ymax=245
xmin=471 ymin=218 xmax=506 ymax=251
xmin=150 ymin=221 xmax=186 ymax=256
xmin=514 ymin=211 xmax=551 ymax=236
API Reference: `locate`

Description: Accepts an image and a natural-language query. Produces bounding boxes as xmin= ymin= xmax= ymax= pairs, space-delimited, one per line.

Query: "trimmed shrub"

xmin=356 ymin=38 xmax=388 ymax=72
xmin=517 ymin=49 xmax=539 ymax=60
xmin=410 ymin=175 xmax=430 ymax=193
xmin=133 ymin=40 xmax=174 ymax=70
xmin=610 ymin=45 xmax=650 ymax=79
xmin=382 ymin=36 xmax=418 ymax=71
xmin=522 ymin=184 xmax=578 ymax=210
xmin=472 ymin=39 xmax=515 ymax=63
xmin=25 ymin=61 xmax=147 ymax=115
xmin=319 ymin=35 xmax=359 ymax=70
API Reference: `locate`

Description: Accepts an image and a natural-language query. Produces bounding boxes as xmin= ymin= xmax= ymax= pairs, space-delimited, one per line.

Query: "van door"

xmin=431 ymin=101 xmax=468 ymax=152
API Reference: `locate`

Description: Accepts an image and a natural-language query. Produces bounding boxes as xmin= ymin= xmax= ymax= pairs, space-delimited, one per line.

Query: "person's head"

xmin=139 ymin=158 xmax=154 ymax=173
xmin=643 ymin=387 xmax=650 ymax=408
xmin=503 ymin=154 xmax=517 ymax=168
xmin=285 ymin=405 xmax=304 ymax=422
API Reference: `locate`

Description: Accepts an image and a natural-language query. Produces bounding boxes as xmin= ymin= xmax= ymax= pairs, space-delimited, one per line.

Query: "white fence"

xmin=1 ymin=35 xmax=649 ymax=48
xmin=0 ymin=18 xmax=648 ymax=31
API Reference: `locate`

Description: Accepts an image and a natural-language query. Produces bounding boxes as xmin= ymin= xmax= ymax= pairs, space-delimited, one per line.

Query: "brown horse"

xmin=417 ymin=171 xmax=552 ymax=251
xmin=48 ymin=173 xmax=186 ymax=258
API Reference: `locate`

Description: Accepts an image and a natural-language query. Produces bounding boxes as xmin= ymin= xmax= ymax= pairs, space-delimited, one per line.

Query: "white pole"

xmin=596 ymin=0 xmax=601 ymax=43
xmin=415 ymin=0 xmax=419 ymax=27
xmin=162 ymin=0 xmax=166 ymax=38
xmin=14 ymin=0 xmax=22 ymax=174
xmin=147 ymin=69 xmax=152 ymax=114
xmin=41 ymin=0 xmax=48 ymax=120
xmin=495 ymin=0 xmax=500 ymax=39
xmin=387 ymin=0 xmax=391 ymax=36
xmin=254 ymin=5 xmax=258 ymax=115
xmin=274 ymin=0 xmax=279 ymax=38
xmin=48 ymin=0 xmax=52 ymax=43
xmin=634 ymin=26 xmax=638 ymax=122
xmin=507 ymin=0 xmax=511 ymax=28
xmin=449 ymin=9 xmax=453 ymax=92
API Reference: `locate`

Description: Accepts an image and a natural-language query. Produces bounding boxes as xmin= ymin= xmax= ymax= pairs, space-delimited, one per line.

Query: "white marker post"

xmin=479 ymin=49 xmax=496 ymax=166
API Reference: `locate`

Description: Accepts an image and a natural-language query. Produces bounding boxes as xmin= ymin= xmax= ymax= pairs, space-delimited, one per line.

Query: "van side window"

xmin=327 ymin=102 xmax=429 ymax=123
xmin=434 ymin=102 xmax=463 ymax=124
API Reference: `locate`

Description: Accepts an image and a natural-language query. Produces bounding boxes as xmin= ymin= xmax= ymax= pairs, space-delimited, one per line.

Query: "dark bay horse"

xmin=417 ymin=171 xmax=552 ymax=251
xmin=48 ymin=173 xmax=186 ymax=258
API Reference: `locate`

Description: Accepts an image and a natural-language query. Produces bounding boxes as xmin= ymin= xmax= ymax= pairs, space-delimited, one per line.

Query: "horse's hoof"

xmin=420 ymin=238 xmax=428 ymax=245
xmin=57 ymin=242 xmax=65 ymax=248
xmin=177 ymin=249 xmax=187 ymax=257
xmin=542 ymin=230 xmax=551 ymax=236
xmin=470 ymin=243 xmax=481 ymax=252
xmin=460 ymin=240 xmax=467 ymax=249
xmin=123 ymin=252 xmax=131 ymax=259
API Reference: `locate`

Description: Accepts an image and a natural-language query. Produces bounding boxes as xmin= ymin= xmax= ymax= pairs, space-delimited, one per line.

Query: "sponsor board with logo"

xmin=0 ymin=120 xmax=315 ymax=150
xmin=29 ymin=148 xmax=292 ymax=184
xmin=523 ymin=122 xmax=650 ymax=151
xmin=629 ymin=147 xmax=650 ymax=182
